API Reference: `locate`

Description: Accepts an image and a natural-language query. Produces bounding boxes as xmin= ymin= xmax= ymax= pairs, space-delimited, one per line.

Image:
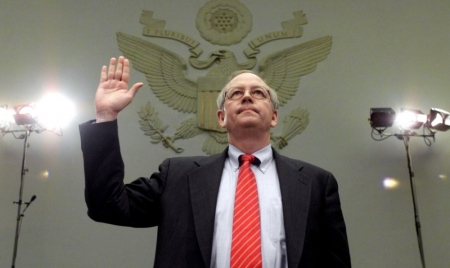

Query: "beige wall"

xmin=1 ymin=0 xmax=449 ymax=267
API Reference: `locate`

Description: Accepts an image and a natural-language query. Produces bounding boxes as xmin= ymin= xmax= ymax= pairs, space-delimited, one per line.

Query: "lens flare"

xmin=383 ymin=177 xmax=400 ymax=189
xmin=35 ymin=93 xmax=75 ymax=128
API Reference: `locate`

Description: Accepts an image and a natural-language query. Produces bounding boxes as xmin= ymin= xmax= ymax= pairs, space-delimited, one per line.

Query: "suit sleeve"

xmin=79 ymin=120 xmax=165 ymax=227
xmin=322 ymin=172 xmax=351 ymax=267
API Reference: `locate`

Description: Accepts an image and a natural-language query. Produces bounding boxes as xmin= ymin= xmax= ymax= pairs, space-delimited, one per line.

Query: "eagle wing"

xmin=259 ymin=36 xmax=332 ymax=106
xmin=117 ymin=32 xmax=198 ymax=113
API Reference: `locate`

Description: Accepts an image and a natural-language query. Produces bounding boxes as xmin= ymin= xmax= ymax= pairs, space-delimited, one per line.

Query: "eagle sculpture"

xmin=117 ymin=32 xmax=331 ymax=155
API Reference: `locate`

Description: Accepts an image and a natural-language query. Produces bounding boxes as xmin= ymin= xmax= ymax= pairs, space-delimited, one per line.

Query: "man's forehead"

xmin=227 ymin=73 xmax=267 ymax=88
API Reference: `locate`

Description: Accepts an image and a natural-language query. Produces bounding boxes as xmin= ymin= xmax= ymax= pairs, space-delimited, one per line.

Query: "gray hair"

xmin=216 ymin=70 xmax=279 ymax=110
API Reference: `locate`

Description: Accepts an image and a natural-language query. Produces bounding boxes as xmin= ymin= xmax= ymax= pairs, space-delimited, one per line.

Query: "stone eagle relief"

xmin=116 ymin=0 xmax=332 ymax=155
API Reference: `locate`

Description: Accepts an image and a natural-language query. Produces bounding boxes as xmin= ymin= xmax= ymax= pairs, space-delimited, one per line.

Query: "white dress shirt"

xmin=211 ymin=144 xmax=288 ymax=268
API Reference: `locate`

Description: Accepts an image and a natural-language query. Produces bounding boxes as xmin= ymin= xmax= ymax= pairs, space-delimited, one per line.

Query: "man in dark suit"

xmin=80 ymin=56 xmax=351 ymax=267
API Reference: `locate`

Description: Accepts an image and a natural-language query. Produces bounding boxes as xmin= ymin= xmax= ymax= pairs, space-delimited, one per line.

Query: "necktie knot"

xmin=238 ymin=154 xmax=260 ymax=167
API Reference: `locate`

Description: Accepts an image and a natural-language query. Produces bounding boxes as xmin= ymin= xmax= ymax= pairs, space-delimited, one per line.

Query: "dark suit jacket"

xmin=80 ymin=120 xmax=351 ymax=268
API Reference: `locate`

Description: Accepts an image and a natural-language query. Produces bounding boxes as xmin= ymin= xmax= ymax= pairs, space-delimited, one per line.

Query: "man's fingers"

xmin=107 ymin=57 xmax=116 ymax=80
xmin=100 ymin=57 xmax=137 ymax=89
xmin=99 ymin=66 xmax=107 ymax=83
xmin=121 ymin=58 xmax=130 ymax=83
xmin=115 ymin=56 xmax=124 ymax=81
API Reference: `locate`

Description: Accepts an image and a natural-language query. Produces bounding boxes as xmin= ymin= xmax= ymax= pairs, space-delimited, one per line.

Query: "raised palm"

xmin=95 ymin=56 xmax=143 ymax=122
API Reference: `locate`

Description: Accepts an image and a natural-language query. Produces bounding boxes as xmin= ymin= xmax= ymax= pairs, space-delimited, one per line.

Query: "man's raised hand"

xmin=95 ymin=56 xmax=143 ymax=122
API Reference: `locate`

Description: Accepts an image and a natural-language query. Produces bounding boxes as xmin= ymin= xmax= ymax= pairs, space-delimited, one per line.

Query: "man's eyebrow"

xmin=227 ymin=85 xmax=268 ymax=90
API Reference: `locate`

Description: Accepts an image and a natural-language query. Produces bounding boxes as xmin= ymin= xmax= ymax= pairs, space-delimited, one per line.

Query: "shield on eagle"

xmin=196 ymin=76 xmax=228 ymax=133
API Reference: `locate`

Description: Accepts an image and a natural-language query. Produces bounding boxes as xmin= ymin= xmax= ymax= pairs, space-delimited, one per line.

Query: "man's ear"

xmin=217 ymin=109 xmax=226 ymax=128
xmin=271 ymin=109 xmax=278 ymax=128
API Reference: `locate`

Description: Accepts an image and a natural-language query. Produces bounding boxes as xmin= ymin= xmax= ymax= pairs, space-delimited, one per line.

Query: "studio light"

xmin=427 ymin=108 xmax=450 ymax=132
xmin=369 ymin=108 xmax=396 ymax=128
xmin=13 ymin=104 xmax=37 ymax=125
xmin=0 ymin=105 xmax=14 ymax=132
xmin=369 ymin=107 xmax=450 ymax=139
xmin=396 ymin=108 xmax=427 ymax=130
xmin=1 ymin=93 xmax=75 ymax=135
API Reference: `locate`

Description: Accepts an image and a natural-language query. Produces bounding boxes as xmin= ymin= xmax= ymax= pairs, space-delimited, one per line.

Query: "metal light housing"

xmin=369 ymin=108 xmax=396 ymax=128
xmin=427 ymin=108 xmax=450 ymax=131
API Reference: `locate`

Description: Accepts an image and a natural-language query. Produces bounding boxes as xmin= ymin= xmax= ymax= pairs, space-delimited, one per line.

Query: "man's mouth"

xmin=238 ymin=107 xmax=258 ymax=114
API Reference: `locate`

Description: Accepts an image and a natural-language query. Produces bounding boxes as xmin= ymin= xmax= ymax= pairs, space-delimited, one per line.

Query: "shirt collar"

xmin=228 ymin=144 xmax=273 ymax=173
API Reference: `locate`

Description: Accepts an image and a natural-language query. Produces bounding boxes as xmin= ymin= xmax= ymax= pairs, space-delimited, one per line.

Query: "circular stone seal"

xmin=196 ymin=0 xmax=253 ymax=45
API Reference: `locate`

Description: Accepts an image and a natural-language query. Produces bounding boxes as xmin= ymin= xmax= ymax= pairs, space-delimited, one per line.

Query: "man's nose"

xmin=241 ymin=89 xmax=254 ymax=102
xmin=241 ymin=91 xmax=254 ymax=103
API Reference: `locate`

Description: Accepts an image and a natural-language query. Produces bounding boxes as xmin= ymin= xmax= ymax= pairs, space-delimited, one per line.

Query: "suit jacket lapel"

xmin=274 ymin=151 xmax=311 ymax=268
xmin=188 ymin=149 xmax=228 ymax=267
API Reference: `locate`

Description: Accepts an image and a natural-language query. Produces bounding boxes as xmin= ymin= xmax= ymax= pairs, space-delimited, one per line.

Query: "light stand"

xmin=3 ymin=126 xmax=61 ymax=268
xmin=10 ymin=129 xmax=33 ymax=268
xmin=372 ymin=129 xmax=431 ymax=268
xmin=394 ymin=132 xmax=431 ymax=268
xmin=404 ymin=138 xmax=426 ymax=268
xmin=370 ymin=107 xmax=450 ymax=268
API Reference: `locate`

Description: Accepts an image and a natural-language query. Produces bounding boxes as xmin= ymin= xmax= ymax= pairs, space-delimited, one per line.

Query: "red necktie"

xmin=230 ymin=154 xmax=262 ymax=268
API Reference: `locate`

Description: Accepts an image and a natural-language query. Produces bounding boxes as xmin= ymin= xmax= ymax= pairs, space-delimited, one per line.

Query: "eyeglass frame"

xmin=215 ymin=70 xmax=280 ymax=110
xmin=219 ymin=86 xmax=279 ymax=110
xmin=225 ymin=86 xmax=271 ymax=101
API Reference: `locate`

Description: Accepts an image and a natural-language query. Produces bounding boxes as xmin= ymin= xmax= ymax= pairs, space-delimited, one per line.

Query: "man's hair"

xmin=216 ymin=70 xmax=279 ymax=110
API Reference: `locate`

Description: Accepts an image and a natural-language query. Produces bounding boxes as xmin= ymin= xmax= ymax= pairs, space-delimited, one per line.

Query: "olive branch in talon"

xmin=138 ymin=102 xmax=184 ymax=153
xmin=271 ymin=107 xmax=310 ymax=150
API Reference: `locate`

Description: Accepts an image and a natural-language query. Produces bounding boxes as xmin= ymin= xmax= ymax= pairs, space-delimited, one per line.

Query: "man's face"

xmin=217 ymin=73 xmax=278 ymax=133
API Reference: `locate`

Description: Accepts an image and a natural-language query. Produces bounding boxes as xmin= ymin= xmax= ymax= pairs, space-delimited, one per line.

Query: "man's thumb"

xmin=128 ymin=82 xmax=144 ymax=98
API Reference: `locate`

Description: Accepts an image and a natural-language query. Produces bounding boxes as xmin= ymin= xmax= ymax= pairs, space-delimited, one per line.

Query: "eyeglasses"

xmin=225 ymin=87 xmax=270 ymax=101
